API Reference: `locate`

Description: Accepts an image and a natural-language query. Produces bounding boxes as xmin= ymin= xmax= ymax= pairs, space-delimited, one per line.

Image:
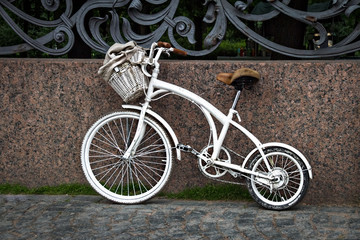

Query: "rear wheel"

xmin=246 ymin=147 xmax=310 ymax=210
xmin=81 ymin=111 xmax=172 ymax=204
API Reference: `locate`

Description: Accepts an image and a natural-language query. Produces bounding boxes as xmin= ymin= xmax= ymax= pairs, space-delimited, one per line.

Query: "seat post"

xmin=231 ymin=89 xmax=242 ymax=110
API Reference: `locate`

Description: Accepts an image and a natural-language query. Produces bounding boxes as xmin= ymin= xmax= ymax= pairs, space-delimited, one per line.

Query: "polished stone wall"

xmin=1 ymin=58 xmax=359 ymax=205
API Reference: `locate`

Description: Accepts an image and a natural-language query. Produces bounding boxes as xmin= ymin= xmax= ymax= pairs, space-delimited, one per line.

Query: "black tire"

xmin=246 ymin=147 xmax=310 ymax=210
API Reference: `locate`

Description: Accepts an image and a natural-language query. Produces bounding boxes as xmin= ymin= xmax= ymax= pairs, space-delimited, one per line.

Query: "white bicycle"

xmin=81 ymin=42 xmax=312 ymax=210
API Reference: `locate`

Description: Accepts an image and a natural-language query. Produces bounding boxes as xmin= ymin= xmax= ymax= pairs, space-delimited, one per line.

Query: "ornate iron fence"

xmin=0 ymin=0 xmax=359 ymax=58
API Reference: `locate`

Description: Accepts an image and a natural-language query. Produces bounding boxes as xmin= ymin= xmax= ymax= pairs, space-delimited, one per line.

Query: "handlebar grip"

xmin=157 ymin=41 xmax=172 ymax=48
xmin=172 ymin=48 xmax=187 ymax=56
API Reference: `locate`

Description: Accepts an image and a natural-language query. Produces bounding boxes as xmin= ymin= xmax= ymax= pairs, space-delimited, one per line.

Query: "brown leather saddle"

xmin=216 ymin=68 xmax=260 ymax=90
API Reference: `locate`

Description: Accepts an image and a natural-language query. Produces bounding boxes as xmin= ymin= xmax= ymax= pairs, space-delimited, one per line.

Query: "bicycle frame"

xmin=122 ymin=46 xmax=312 ymax=181
xmin=123 ymin=76 xmax=275 ymax=181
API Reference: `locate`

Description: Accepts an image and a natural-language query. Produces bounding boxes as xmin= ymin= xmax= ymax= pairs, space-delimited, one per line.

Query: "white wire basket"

xmin=107 ymin=51 xmax=148 ymax=103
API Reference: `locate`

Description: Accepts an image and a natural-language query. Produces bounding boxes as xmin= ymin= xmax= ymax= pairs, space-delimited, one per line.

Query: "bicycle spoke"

xmin=258 ymin=161 xmax=267 ymax=172
xmin=133 ymin=162 xmax=153 ymax=192
xmin=131 ymin=163 xmax=147 ymax=194
xmin=284 ymin=187 xmax=293 ymax=199
xmin=136 ymin=148 xmax=163 ymax=157
xmin=134 ymin=160 xmax=164 ymax=177
xmin=130 ymin=162 xmax=156 ymax=188
xmin=106 ymin=122 xmax=120 ymax=149
xmin=104 ymin=162 xmax=122 ymax=186
xmin=117 ymin=166 xmax=127 ymax=195
xmin=117 ymin=118 xmax=128 ymax=147
xmin=92 ymin=135 xmax=122 ymax=153
xmin=89 ymin=144 xmax=119 ymax=158
xmin=96 ymin=161 xmax=122 ymax=181
xmin=121 ymin=117 xmax=135 ymax=149
xmin=90 ymin=155 xmax=119 ymax=165
xmin=135 ymin=158 xmax=167 ymax=166
xmin=274 ymin=154 xmax=279 ymax=166
xmin=138 ymin=131 xmax=160 ymax=146
xmin=109 ymin=163 xmax=126 ymax=190
xmin=137 ymin=136 xmax=163 ymax=153
xmin=287 ymin=183 xmax=300 ymax=190
xmin=99 ymin=125 xmax=120 ymax=150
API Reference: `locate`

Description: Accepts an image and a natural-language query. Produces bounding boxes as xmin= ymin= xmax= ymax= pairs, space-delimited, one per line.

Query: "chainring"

xmin=198 ymin=145 xmax=231 ymax=178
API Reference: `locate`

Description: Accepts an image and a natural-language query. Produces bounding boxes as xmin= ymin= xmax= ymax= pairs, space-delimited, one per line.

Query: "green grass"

xmin=0 ymin=183 xmax=252 ymax=201
xmin=160 ymin=184 xmax=252 ymax=201
xmin=0 ymin=183 xmax=97 ymax=195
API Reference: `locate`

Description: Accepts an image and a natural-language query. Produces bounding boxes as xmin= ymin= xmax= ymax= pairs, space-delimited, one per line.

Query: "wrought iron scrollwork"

xmin=0 ymin=0 xmax=74 ymax=55
xmin=0 ymin=0 xmax=359 ymax=58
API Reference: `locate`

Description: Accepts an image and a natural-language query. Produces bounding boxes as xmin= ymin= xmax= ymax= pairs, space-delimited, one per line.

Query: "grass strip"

xmin=160 ymin=184 xmax=252 ymax=201
xmin=0 ymin=183 xmax=252 ymax=201
xmin=0 ymin=183 xmax=97 ymax=195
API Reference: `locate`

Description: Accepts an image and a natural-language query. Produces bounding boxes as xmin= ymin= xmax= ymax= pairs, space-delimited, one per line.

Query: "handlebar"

xmin=172 ymin=48 xmax=187 ymax=56
xmin=142 ymin=41 xmax=188 ymax=77
xmin=157 ymin=41 xmax=171 ymax=48
xmin=156 ymin=41 xmax=187 ymax=56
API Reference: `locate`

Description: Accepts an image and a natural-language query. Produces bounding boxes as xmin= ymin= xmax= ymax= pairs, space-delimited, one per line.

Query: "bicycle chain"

xmin=199 ymin=169 xmax=247 ymax=186
xmin=198 ymin=163 xmax=274 ymax=190
xmin=174 ymin=145 xmax=271 ymax=188
xmin=196 ymin=146 xmax=273 ymax=188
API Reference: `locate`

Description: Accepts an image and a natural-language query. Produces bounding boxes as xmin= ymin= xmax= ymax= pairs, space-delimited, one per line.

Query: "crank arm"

xmin=177 ymin=144 xmax=210 ymax=162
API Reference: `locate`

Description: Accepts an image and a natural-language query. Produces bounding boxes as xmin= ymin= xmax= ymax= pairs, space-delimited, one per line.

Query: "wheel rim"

xmin=83 ymin=112 xmax=171 ymax=202
xmin=251 ymin=152 xmax=304 ymax=206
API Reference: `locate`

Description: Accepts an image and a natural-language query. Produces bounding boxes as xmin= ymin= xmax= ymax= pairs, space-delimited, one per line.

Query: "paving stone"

xmin=0 ymin=195 xmax=359 ymax=239
xmin=241 ymin=227 xmax=268 ymax=240
xmin=185 ymin=221 xmax=202 ymax=233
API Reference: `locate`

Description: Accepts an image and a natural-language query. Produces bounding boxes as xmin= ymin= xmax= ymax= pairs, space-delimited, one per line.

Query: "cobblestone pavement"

xmin=1 ymin=195 xmax=359 ymax=240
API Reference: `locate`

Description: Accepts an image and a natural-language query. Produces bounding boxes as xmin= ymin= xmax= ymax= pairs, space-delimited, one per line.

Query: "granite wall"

xmin=0 ymin=58 xmax=359 ymax=205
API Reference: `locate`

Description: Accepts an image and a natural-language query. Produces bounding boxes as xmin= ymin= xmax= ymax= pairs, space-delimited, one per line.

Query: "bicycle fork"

xmin=122 ymin=74 xmax=159 ymax=160
xmin=122 ymin=102 xmax=150 ymax=160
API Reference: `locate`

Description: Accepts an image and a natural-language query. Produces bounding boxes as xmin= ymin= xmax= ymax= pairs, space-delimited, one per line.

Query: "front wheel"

xmin=246 ymin=147 xmax=310 ymax=210
xmin=81 ymin=111 xmax=173 ymax=204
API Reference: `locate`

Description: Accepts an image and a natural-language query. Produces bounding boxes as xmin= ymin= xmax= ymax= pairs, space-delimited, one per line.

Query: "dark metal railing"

xmin=0 ymin=0 xmax=359 ymax=58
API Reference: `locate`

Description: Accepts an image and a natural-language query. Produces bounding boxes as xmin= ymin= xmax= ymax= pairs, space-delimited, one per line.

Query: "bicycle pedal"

xmin=176 ymin=144 xmax=193 ymax=152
